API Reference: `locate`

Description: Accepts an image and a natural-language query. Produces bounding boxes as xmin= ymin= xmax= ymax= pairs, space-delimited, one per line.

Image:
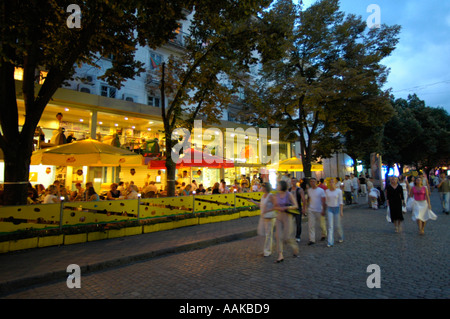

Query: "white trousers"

xmin=308 ymin=210 xmax=327 ymax=243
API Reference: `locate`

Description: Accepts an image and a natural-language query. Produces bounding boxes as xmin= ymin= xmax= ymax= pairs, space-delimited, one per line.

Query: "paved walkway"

xmin=1 ymin=191 xmax=447 ymax=299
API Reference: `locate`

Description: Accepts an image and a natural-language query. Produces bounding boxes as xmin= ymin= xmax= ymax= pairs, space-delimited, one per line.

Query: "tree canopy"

xmin=0 ymin=0 xmax=199 ymax=204
xmin=239 ymin=0 xmax=400 ymax=177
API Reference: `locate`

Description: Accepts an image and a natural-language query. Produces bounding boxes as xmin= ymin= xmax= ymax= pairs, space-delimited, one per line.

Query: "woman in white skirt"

xmin=251 ymin=183 xmax=277 ymax=257
xmin=410 ymin=177 xmax=437 ymax=235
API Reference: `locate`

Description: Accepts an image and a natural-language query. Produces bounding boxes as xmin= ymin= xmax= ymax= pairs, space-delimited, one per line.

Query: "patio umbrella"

xmin=268 ymin=157 xmax=323 ymax=172
xmin=30 ymin=138 xmax=144 ymax=167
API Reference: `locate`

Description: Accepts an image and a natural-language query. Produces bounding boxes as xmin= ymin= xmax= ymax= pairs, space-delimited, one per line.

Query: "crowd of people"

xmin=249 ymin=170 xmax=448 ymax=263
xmin=21 ymin=168 xmax=450 ymax=242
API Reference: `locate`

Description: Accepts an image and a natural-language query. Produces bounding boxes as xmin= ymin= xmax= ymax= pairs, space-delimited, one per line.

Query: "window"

xmin=148 ymin=95 xmax=160 ymax=107
xmin=100 ymin=85 xmax=116 ymax=98
xmin=149 ymin=51 xmax=162 ymax=70
xmin=80 ymin=87 xmax=91 ymax=93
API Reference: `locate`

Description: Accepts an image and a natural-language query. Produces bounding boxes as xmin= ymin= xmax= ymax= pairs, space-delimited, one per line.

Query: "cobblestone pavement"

xmin=1 ymin=191 xmax=449 ymax=300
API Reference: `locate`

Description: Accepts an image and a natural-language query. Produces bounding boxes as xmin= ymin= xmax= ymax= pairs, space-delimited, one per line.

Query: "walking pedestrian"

xmin=325 ymin=178 xmax=344 ymax=247
xmin=306 ymin=177 xmax=327 ymax=245
xmin=359 ymin=174 xmax=367 ymax=196
xmin=274 ymin=180 xmax=299 ymax=263
xmin=343 ymin=175 xmax=353 ymax=205
xmin=251 ymin=183 xmax=277 ymax=257
xmin=350 ymin=173 xmax=359 ymax=204
xmin=410 ymin=177 xmax=437 ymax=235
xmin=290 ymin=178 xmax=307 ymax=243
xmin=385 ymin=176 xmax=405 ymax=233
xmin=398 ymin=175 xmax=410 ymax=211
xmin=437 ymin=172 xmax=450 ymax=215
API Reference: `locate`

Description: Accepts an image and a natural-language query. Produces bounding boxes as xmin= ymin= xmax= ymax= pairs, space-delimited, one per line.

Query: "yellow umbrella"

xmin=268 ymin=157 xmax=323 ymax=172
xmin=30 ymin=138 xmax=143 ymax=167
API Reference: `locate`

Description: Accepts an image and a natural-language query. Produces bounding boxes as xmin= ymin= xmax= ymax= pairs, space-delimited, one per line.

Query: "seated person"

xmin=196 ymin=184 xmax=206 ymax=194
xmin=107 ymin=183 xmax=122 ymax=200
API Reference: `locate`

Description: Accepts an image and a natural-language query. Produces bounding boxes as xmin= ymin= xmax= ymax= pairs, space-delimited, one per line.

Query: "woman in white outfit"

xmin=251 ymin=183 xmax=277 ymax=257
xmin=410 ymin=177 xmax=437 ymax=235
xmin=325 ymin=178 xmax=344 ymax=247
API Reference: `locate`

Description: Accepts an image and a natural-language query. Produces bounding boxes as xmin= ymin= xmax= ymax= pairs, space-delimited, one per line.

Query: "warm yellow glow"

xmin=14 ymin=68 xmax=47 ymax=84
xmin=39 ymin=71 xmax=48 ymax=84
xmin=14 ymin=68 xmax=24 ymax=81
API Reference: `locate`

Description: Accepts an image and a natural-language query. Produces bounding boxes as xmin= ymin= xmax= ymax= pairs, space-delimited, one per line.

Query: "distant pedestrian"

xmin=398 ymin=175 xmax=410 ymax=209
xmin=350 ymin=173 xmax=359 ymax=203
xmin=343 ymin=175 xmax=353 ymax=205
xmin=368 ymin=186 xmax=380 ymax=210
xmin=410 ymin=177 xmax=437 ymax=235
xmin=306 ymin=177 xmax=327 ymax=245
xmin=359 ymin=174 xmax=367 ymax=196
xmin=274 ymin=180 xmax=299 ymax=263
xmin=251 ymin=183 xmax=277 ymax=257
xmin=325 ymin=178 xmax=344 ymax=247
xmin=290 ymin=178 xmax=307 ymax=243
xmin=437 ymin=172 xmax=449 ymax=215
xmin=385 ymin=176 xmax=405 ymax=233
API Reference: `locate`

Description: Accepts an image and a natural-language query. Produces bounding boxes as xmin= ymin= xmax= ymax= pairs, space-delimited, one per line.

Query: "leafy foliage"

xmin=239 ymin=0 xmax=400 ymax=176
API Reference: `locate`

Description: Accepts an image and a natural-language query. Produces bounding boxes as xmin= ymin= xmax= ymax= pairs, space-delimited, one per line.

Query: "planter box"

xmin=87 ymin=231 xmax=109 ymax=242
xmin=173 ymin=218 xmax=198 ymax=229
xmin=0 ymin=241 xmax=10 ymax=254
xmin=240 ymin=210 xmax=260 ymax=218
xmin=199 ymin=215 xmax=224 ymax=225
xmin=125 ymin=226 xmax=143 ymax=237
xmin=107 ymin=228 xmax=126 ymax=239
xmin=64 ymin=233 xmax=87 ymax=245
xmin=143 ymin=221 xmax=174 ymax=234
xmin=38 ymin=235 xmax=64 ymax=248
xmin=9 ymin=237 xmax=39 ymax=252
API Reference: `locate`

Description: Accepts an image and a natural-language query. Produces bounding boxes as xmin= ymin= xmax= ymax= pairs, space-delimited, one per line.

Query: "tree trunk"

xmin=2 ymin=139 xmax=34 ymax=205
xmin=165 ymin=134 xmax=177 ymax=197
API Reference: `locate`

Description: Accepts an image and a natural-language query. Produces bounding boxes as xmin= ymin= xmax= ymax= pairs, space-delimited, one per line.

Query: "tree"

xmin=239 ymin=0 xmax=400 ymax=178
xmin=148 ymin=0 xmax=292 ymax=197
xmin=382 ymin=94 xmax=450 ymax=175
xmin=0 ymin=0 xmax=194 ymax=205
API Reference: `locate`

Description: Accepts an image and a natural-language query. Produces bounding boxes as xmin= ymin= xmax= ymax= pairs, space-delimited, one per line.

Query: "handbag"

xmin=263 ymin=210 xmax=277 ymax=219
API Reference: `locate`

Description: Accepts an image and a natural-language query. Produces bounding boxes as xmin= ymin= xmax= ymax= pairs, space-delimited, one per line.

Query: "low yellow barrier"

xmin=0 ymin=203 xmax=61 ymax=233
xmin=0 ymin=193 xmax=264 ymax=234
xmin=0 ymin=192 xmax=264 ymax=253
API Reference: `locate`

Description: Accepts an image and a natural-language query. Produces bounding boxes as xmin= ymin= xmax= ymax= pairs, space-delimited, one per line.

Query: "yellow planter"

xmin=64 ymin=233 xmax=87 ymax=245
xmin=143 ymin=221 xmax=174 ymax=233
xmin=125 ymin=226 xmax=143 ymax=237
xmin=107 ymin=228 xmax=126 ymax=239
xmin=158 ymin=221 xmax=174 ymax=231
xmin=0 ymin=241 xmax=10 ymax=253
xmin=38 ymin=235 xmax=64 ymax=248
xmin=87 ymin=231 xmax=108 ymax=242
xmin=9 ymin=237 xmax=39 ymax=252
xmin=240 ymin=210 xmax=260 ymax=218
xmin=199 ymin=215 xmax=222 ymax=224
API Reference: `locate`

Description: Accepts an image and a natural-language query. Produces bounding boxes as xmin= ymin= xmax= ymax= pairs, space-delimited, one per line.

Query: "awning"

xmin=268 ymin=157 xmax=323 ymax=172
